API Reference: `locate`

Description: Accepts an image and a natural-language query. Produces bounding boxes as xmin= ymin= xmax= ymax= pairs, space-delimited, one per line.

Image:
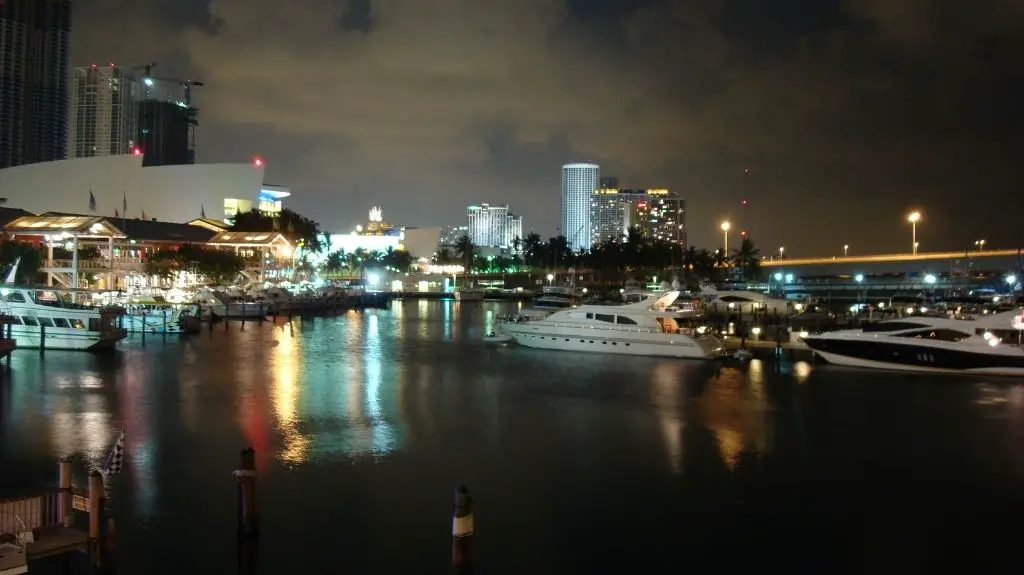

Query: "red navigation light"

xmin=253 ymin=157 xmax=264 ymax=167
xmin=89 ymin=63 xmax=97 ymax=68
xmin=132 ymin=147 xmax=142 ymax=156
xmin=742 ymin=199 xmax=748 ymax=205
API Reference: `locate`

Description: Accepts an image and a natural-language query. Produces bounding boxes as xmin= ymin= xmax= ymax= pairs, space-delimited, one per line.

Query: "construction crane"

xmin=159 ymin=78 xmax=205 ymax=107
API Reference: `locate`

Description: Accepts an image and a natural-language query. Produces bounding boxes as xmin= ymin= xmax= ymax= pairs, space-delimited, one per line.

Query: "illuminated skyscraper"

xmin=561 ymin=163 xmax=599 ymax=251
xmin=68 ymin=64 xmax=141 ymax=158
xmin=0 ymin=0 xmax=71 ymax=168
xmin=467 ymin=203 xmax=523 ymax=249
xmin=590 ymin=186 xmax=628 ymax=246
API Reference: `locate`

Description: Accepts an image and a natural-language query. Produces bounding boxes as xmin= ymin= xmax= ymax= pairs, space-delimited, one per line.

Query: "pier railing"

xmin=0 ymin=491 xmax=62 ymax=534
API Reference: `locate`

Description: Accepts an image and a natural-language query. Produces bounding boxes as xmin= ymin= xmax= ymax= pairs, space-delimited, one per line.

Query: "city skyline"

xmin=36 ymin=1 xmax=1024 ymax=253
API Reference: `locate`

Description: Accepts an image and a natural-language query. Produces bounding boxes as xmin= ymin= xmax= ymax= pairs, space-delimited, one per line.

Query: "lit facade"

xmin=224 ymin=184 xmax=291 ymax=225
xmin=68 ymin=65 xmax=140 ymax=158
xmin=562 ymin=163 xmax=599 ymax=251
xmin=590 ymin=187 xmax=628 ymax=246
xmin=467 ymin=203 xmax=522 ymax=249
xmin=439 ymin=225 xmax=468 ymax=246
xmin=592 ymin=187 xmax=686 ymax=247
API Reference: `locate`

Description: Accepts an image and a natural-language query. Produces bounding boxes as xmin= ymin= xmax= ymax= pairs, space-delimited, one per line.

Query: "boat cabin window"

xmin=718 ymin=295 xmax=753 ymax=303
xmin=862 ymin=322 xmax=928 ymax=332
xmin=615 ymin=315 xmax=637 ymax=325
xmin=898 ymin=329 xmax=971 ymax=342
xmin=52 ymin=318 xmax=70 ymax=328
xmin=585 ymin=313 xmax=616 ymax=323
xmin=69 ymin=318 xmax=86 ymax=329
xmin=21 ymin=316 xmax=37 ymax=326
xmin=5 ymin=291 xmax=25 ymax=303
xmin=36 ymin=317 xmax=54 ymax=327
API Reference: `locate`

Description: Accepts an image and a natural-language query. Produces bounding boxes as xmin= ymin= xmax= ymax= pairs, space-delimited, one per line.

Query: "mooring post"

xmin=234 ymin=447 xmax=258 ymax=537
xmin=39 ymin=323 xmax=45 ymax=354
xmin=88 ymin=470 xmax=104 ymax=568
xmin=452 ymin=484 xmax=474 ymax=573
xmin=58 ymin=456 xmax=73 ymax=527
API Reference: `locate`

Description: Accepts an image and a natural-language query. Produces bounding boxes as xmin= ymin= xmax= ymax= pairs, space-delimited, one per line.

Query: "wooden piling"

xmin=59 ymin=456 xmax=72 ymax=527
xmin=234 ymin=447 xmax=258 ymax=537
xmin=39 ymin=323 xmax=45 ymax=354
xmin=88 ymin=470 xmax=104 ymax=568
xmin=452 ymin=485 xmax=474 ymax=573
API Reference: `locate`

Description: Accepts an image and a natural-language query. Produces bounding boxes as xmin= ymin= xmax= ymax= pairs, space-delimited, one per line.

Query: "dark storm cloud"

xmin=70 ymin=0 xmax=1024 ymax=253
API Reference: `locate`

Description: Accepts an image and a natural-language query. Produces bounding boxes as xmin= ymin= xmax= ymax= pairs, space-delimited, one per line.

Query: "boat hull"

xmin=10 ymin=325 xmax=127 ymax=351
xmin=805 ymin=336 xmax=1024 ymax=376
xmin=501 ymin=323 xmax=718 ymax=359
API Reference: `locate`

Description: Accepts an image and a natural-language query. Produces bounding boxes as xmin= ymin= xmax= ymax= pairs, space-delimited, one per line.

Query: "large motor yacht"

xmin=499 ymin=291 xmax=723 ymax=359
xmin=802 ymin=309 xmax=1024 ymax=375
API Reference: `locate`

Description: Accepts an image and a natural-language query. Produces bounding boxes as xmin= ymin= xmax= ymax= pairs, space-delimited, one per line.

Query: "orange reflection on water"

xmin=696 ymin=363 xmax=774 ymax=470
xmin=272 ymin=328 xmax=309 ymax=465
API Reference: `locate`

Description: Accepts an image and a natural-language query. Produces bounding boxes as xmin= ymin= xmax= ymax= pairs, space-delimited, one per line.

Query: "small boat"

xmin=455 ymin=288 xmax=486 ymax=301
xmin=484 ymin=332 xmax=514 ymax=343
xmin=732 ymin=349 xmax=754 ymax=361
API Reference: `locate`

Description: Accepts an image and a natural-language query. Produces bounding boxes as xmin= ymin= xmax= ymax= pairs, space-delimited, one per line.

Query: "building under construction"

xmin=134 ymin=67 xmax=203 ymax=167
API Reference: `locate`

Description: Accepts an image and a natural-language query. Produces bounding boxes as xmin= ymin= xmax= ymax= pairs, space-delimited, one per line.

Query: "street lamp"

xmin=907 ymin=211 xmax=921 ymax=254
xmin=720 ymin=221 xmax=731 ymax=254
xmin=844 ymin=244 xmax=849 ymax=257
xmin=546 ymin=273 xmax=554 ymax=285
xmin=975 ymin=239 xmax=986 ymax=251
xmin=778 ymin=246 xmax=784 ymax=259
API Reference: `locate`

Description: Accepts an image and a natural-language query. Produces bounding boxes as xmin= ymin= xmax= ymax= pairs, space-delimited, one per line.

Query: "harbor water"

xmin=2 ymin=300 xmax=1024 ymax=573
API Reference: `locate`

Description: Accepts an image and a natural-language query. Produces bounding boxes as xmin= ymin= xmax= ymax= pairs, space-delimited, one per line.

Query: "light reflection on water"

xmin=3 ymin=300 xmax=1024 ymax=572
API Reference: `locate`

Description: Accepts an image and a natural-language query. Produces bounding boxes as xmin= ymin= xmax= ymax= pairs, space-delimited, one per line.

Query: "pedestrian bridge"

xmin=762 ymin=249 xmax=1022 ymax=277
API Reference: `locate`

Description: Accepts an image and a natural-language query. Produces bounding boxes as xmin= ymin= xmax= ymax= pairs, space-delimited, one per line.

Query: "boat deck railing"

xmin=503 ymin=317 xmax=701 ymax=336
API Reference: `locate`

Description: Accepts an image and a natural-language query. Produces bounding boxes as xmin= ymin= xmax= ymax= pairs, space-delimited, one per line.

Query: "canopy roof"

xmin=3 ymin=215 xmax=125 ymax=238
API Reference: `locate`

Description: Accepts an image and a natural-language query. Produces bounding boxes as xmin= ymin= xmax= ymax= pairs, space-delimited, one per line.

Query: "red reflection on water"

xmin=239 ymin=391 xmax=270 ymax=471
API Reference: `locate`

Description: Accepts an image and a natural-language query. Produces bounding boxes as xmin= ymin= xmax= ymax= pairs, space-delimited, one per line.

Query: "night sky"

xmin=73 ymin=0 xmax=1023 ymax=255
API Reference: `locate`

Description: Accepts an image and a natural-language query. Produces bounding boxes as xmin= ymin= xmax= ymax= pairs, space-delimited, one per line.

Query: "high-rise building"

xmin=561 ymin=163 xmax=599 ymax=251
xmin=137 ymin=100 xmax=194 ymax=166
xmin=626 ymin=189 xmax=686 ymax=246
xmin=68 ymin=65 xmax=141 ymax=158
xmin=590 ymin=187 xmax=628 ymax=246
xmin=466 ymin=203 xmax=523 ymax=249
xmin=592 ymin=186 xmax=687 ymax=248
xmin=0 ymin=0 xmax=71 ymax=168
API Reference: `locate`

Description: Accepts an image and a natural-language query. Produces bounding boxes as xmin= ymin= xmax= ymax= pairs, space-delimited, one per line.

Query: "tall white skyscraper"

xmin=561 ymin=163 xmax=599 ymax=251
xmin=68 ymin=64 xmax=141 ymax=158
xmin=467 ymin=203 xmax=523 ymax=249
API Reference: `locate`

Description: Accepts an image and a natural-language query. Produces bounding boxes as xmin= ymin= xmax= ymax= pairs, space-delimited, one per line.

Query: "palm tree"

xmin=324 ymin=249 xmax=346 ymax=274
xmin=454 ymin=235 xmax=475 ymax=272
xmin=731 ymin=237 xmax=762 ymax=280
xmin=433 ymin=247 xmax=457 ymax=265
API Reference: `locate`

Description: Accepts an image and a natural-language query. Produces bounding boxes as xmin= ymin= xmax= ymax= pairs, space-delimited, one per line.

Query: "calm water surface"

xmin=2 ymin=300 xmax=1024 ymax=573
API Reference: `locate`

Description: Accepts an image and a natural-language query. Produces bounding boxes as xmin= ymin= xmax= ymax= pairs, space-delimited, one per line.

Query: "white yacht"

xmin=802 ymin=309 xmax=1024 ymax=375
xmin=700 ymin=286 xmax=791 ymax=314
xmin=121 ymin=302 xmax=201 ymax=334
xmin=499 ymin=291 xmax=723 ymax=359
xmin=0 ymin=287 xmax=126 ymax=351
xmin=194 ymin=289 xmax=272 ymax=319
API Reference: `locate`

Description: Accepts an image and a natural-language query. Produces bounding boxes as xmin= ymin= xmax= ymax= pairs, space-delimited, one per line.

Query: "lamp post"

xmin=907 ymin=211 xmax=921 ymax=254
xmin=975 ymin=239 xmax=986 ymax=251
xmin=720 ymin=221 xmax=730 ymax=255
xmin=843 ymin=244 xmax=849 ymax=257
xmin=778 ymin=246 xmax=784 ymax=259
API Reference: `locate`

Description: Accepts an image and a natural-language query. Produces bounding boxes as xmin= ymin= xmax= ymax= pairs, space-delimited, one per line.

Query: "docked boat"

xmin=194 ymin=289 xmax=272 ymax=319
xmin=499 ymin=291 xmax=723 ymax=359
xmin=533 ymin=285 xmax=581 ymax=310
xmin=802 ymin=309 xmax=1024 ymax=375
xmin=121 ymin=302 xmax=201 ymax=334
xmin=454 ymin=288 xmax=486 ymax=301
xmin=0 ymin=287 xmax=126 ymax=351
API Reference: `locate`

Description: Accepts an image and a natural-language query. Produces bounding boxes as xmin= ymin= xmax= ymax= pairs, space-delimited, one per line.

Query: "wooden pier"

xmin=0 ymin=459 xmax=109 ymax=573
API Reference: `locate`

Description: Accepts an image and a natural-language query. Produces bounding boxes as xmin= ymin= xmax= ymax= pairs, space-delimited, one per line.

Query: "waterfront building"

xmin=68 ymin=64 xmax=141 ymax=158
xmin=562 ymin=163 xmax=599 ymax=251
xmin=1 ymin=211 xmax=293 ymax=288
xmin=224 ymin=184 xmax=292 ymax=225
xmin=321 ymin=207 xmax=404 ymax=257
xmin=0 ymin=0 xmax=72 ymax=168
xmin=629 ymin=189 xmax=686 ymax=246
xmin=0 ymin=154 xmax=268 ymax=224
xmin=466 ymin=203 xmax=522 ymax=249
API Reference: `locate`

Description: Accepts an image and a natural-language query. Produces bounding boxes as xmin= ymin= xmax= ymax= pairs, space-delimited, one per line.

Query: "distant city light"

xmin=924 ymin=274 xmax=936 ymax=284
xmin=785 ymin=273 xmax=794 ymax=283
xmin=1007 ymin=275 xmax=1017 ymax=285
xmin=855 ymin=274 xmax=864 ymax=283
xmin=366 ymin=272 xmax=380 ymax=287
xmin=132 ymin=147 xmax=141 ymax=156
xmin=773 ymin=272 xmax=783 ymax=281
